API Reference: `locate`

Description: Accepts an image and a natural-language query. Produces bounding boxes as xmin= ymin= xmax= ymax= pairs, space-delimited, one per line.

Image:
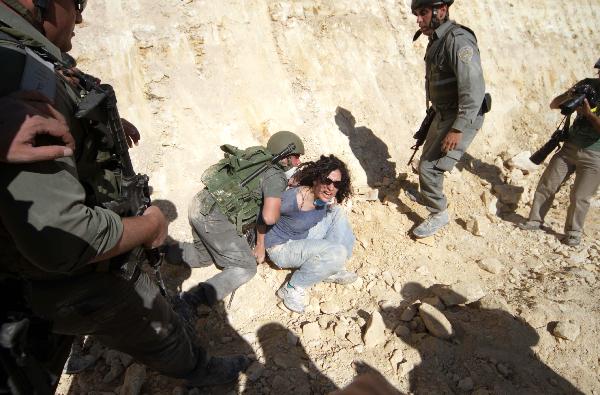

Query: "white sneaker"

xmin=276 ymin=282 xmax=306 ymax=313
xmin=323 ymin=270 xmax=358 ymax=285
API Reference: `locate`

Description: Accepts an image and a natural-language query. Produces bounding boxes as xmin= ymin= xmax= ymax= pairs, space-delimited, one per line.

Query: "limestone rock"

xmin=246 ymin=361 xmax=264 ymax=382
xmin=320 ymin=301 xmax=340 ymax=315
xmin=481 ymin=191 xmax=500 ymax=216
xmin=394 ymin=324 xmax=410 ymax=338
xmin=421 ymin=296 xmax=445 ymax=310
xmin=363 ymin=310 xmax=386 ymax=348
xmin=302 ymin=322 xmax=321 ymax=342
xmin=552 ymin=320 xmax=581 ymax=341
xmin=400 ymin=303 xmax=418 ymax=322
xmin=493 ymin=184 xmax=523 ymax=205
xmin=465 ymin=215 xmax=489 ymax=236
xmin=389 ymin=349 xmax=404 ymax=372
xmin=477 ymin=258 xmax=503 ymax=274
xmin=432 ymin=282 xmax=486 ymax=306
xmin=334 ymin=321 xmax=349 ymax=339
xmin=507 ymin=151 xmax=538 ymax=174
xmin=418 ymin=303 xmax=454 ymax=339
xmin=120 ymin=364 xmax=146 ymax=395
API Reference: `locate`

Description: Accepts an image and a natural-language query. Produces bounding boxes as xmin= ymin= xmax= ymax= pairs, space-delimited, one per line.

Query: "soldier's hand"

xmin=440 ymin=130 xmax=462 ymax=153
xmin=253 ymin=245 xmax=266 ymax=264
xmin=121 ymin=118 xmax=140 ymax=148
xmin=0 ymin=91 xmax=75 ymax=163
xmin=142 ymin=206 xmax=168 ymax=248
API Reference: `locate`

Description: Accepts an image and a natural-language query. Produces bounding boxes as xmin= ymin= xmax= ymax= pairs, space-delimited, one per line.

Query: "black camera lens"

xmin=559 ymin=94 xmax=586 ymax=115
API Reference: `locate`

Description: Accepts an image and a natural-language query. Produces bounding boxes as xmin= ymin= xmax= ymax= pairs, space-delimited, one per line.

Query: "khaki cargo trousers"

xmin=529 ymin=142 xmax=600 ymax=236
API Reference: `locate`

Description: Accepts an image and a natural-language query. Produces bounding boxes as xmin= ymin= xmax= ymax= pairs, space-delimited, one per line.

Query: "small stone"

xmin=363 ymin=310 xmax=386 ymax=348
xmin=393 ymin=282 xmax=403 ymax=292
xmin=432 ymin=282 xmax=486 ymax=306
xmin=320 ymin=302 xmax=340 ymax=315
xmin=400 ymin=303 xmax=418 ymax=321
xmin=507 ymin=151 xmax=538 ymax=173
xmin=346 ymin=330 xmax=363 ymax=346
xmin=418 ymin=303 xmax=453 ymax=339
xmin=552 ymin=320 xmax=581 ymax=341
xmin=302 ymin=322 xmax=321 ymax=342
xmin=496 ymin=363 xmax=510 ymax=377
xmin=318 ymin=316 xmax=329 ymax=329
xmin=493 ymin=184 xmax=523 ymax=205
xmin=509 ymin=268 xmax=521 ymax=277
xmin=246 ymin=361 xmax=264 ymax=381
xmin=416 ymin=266 xmax=430 ymax=276
xmin=382 ymin=271 xmax=394 ymax=286
xmin=354 ymin=344 xmax=365 ymax=353
xmin=465 ymin=215 xmax=489 ymax=236
xmin=421 ymin=296 xmax=445 ymax=310
xmin=411 ymin=316 xmax=426 ymax=333
xmin=120 ymin=364 xmax=146 ymax=395
xmin=389 ymin=349 xmax=404 ymax=372
xmin=334 ymin=321 xmax=349 ymax=339
xmin=351 ymin=277 xmax=364 ymax=290
xmin=477 ymin=258 xmax=503 ymax=274
xmin=394 ymin=324 xmax=410 ymax=338
xmin=458 ymin=377 xmax=474 ymax=391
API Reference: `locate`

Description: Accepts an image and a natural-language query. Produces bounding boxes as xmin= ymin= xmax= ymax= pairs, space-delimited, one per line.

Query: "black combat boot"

xmin=185 ymin=355 xmax=251 ymax=387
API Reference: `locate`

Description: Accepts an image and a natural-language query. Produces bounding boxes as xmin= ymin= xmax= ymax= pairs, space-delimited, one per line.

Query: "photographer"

xmin=520 ymin=59 xmax=600 ymax=246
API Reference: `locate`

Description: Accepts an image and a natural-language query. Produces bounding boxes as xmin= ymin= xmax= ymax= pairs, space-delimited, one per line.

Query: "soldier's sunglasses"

xmin=320 ymin=176 xmax=342 ymax=189
xmin=74 ymin=0 xmax=87 ymax=13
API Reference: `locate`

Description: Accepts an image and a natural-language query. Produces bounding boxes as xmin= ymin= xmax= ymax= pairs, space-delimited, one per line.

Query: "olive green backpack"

xmin=201 ymin=144 xmax=275 ymax=233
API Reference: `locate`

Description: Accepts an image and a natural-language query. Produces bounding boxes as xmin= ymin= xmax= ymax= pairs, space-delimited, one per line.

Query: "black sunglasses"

xmin=321 ymin=176 xmax=342 ymax=189
xmin=74 ymin=0 xmax=87 ymax=13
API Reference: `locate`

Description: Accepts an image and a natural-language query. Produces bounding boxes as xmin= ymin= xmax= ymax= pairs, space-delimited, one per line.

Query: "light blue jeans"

xmin=266 ymin=206 xmax=355 ymax=289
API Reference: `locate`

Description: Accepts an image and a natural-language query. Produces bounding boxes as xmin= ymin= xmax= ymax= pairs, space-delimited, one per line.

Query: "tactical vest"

xmin=0 ymin=8 xmax=121 ymax=279
xmin=201 ymin=145 xmax=279 ymax=233
xmin=425 ymin=22 xmax=477 ymax=110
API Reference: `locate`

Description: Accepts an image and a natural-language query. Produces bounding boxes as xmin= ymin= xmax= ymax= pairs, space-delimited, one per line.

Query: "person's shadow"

xmin=240 ymin=322 xmax=338 ymax=394
xmin=380 ymin=282 xmax=583 ymax=394
xmin=335 ymin=107 xmax=396 ymax=189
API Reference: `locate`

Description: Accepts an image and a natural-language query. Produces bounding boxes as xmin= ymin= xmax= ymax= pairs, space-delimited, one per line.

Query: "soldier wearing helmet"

xmin=170 ymin=131 xmax=305 ymax=308
xmin=406 ymin=0 xmax=488 ymax=238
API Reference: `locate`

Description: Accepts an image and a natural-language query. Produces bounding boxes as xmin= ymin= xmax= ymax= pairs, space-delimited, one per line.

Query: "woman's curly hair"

xmin=293 ymin=154 xmax=352 ymax=203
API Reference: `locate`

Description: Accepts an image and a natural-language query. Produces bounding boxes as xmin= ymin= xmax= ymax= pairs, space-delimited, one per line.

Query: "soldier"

xmin=0 ymin=0 xmax=247 ymax=389
xmin=407 ymin=0 xmax=488 ymax=238
xmin=519 ymin=59 xmax=600 ymax=246
xmin=175 ymin=131 xmax=304 ymax=307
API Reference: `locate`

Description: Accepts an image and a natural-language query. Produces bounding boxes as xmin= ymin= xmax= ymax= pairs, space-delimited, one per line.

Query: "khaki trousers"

xmin=529 ymin=142 xmax=600 ymax=236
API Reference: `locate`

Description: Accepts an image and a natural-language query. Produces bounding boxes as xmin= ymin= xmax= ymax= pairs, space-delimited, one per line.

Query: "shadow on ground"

xmin=379 ymin=282 xmax=582 ymax=395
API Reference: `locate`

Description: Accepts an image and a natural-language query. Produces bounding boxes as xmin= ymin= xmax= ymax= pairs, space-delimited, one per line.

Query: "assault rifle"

xmin=408 ymin=107 xmax=436 ymax=166
xmin=227 ymin=142 xmax=296 ymax=309
xmin=75 ymin=84 xmax=167 ymax=296
xmin=530 ymin=114 xmax=570 ymax=165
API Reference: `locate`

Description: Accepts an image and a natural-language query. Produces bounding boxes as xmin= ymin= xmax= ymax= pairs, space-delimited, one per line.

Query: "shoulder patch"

xmin=458 ymin=46 xmax=474 ymax=63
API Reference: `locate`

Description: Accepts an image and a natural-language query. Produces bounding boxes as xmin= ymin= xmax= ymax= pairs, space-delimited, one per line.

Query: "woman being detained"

xmin=261 ymin=154 xmax=358 ymax=313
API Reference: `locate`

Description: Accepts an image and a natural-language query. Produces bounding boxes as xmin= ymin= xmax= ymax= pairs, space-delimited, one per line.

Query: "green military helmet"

xmin=267 ymin=131 xmax=305 ymax=156
xmin=411 ymin=0 xmax=454 ymax=11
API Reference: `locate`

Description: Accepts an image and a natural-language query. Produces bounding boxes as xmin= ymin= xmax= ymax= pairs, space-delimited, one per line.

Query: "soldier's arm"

xmin=0 ymin=157 xmax=124 ymax=274
xmin=447 ymin=31 xmax=485 ymax=133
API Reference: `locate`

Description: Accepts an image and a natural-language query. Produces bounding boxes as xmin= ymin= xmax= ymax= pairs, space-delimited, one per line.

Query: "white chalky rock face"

xmin=478 ymin=257 xmax=504 ymax=274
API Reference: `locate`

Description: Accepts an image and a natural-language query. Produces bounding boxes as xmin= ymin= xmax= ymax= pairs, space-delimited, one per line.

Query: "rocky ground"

xmin=57 ymin=151 xmax=600 ymax=394
xmin=55 ymin=0 xmax=600 ymax=394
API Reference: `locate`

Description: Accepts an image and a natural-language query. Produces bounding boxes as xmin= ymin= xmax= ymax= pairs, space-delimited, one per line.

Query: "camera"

xmin=559 ymin=83 xmax=599 ymax=115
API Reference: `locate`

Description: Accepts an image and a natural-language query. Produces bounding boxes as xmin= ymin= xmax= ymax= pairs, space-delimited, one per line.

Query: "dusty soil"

xmin=56 ymin=0 xmax=600 ymax=394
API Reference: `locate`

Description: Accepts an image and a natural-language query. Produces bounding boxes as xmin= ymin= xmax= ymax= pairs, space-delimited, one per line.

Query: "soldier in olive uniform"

xmin=408 ymin=0 xmax=487 ymax=238
xmin=0 ymin=0 xmax=247 ymax=387
xmin=176 ymin=131 xmax=304 ymax=307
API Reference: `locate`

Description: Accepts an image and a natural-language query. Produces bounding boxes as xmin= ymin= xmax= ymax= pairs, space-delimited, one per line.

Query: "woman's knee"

xmin=320 ymin=244 xmax=347 ymax=271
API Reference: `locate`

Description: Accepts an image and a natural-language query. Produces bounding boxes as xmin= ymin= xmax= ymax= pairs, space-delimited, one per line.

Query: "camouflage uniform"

xmin=0 ymin=5 xmax=200 ymax=378
xmin=419 ymin=19 xmax=486 ymax=212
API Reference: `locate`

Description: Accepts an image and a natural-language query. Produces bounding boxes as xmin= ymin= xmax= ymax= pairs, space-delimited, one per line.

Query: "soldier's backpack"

xmin=201 ymin=144 xmax=276 ymax=233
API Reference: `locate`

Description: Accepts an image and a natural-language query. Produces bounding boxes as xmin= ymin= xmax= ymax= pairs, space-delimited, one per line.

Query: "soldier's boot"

xmin=518 ymin=220 xmax=542 ymax=231
xmin=413 ymin=210 xmax=449 ymax=238
xmin=323 ymin=270 xmax=358 ymax=285
xmin=562 ymin=234 xmax=581 ymax=247
xmin=185 ymin=355 xmax=251 ymax=387
xmin=63 ymin=336 xmax=99 ymax=374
